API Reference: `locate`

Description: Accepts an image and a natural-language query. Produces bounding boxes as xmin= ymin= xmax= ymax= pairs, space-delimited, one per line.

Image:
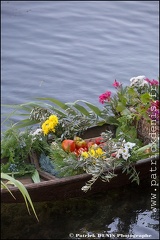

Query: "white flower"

xmin=116 ymin=147 xmax=131 ymax=160
xmin=130 ymin=75 xmax=149 ymax=87
xmin=124 ymin=142 xmax=136 ymax=150
xmin=30 ymin=128 xmax=42 ymax=141
xmin=31 ymin=128 xmax=42 ymax=136
xmin=116 ymin=148 xmax=124 ymax=158
xmin=122 ymin=148 xmax=131 ymax=160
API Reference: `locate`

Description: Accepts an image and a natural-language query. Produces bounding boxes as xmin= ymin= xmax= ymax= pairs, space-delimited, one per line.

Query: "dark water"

xmin=1 ymin=1 xmax=159 ymax=239
xmin=1 ymin=179 xmax=159 ymax=239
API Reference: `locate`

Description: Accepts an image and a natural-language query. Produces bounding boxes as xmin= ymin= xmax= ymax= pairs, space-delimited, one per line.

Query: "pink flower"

xmin=99 ymin=91 xmax=111 ymax=104
xmin=112 ymin=79 xmax=121 ymax=88
xmin=145 ymin=78 xmax=159 ymax=86
xmin=153 ymin=100 xmax=160 ymax=108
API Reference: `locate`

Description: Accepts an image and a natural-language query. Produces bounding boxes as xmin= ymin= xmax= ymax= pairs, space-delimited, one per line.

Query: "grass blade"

xmin=1 ymin=173 xmax=39 ymax=221
xmin=31 ymin=170 xmax=41 ymax=183
xmin=75 ymin=100 xmax=103 ymax=117
xmin=67 ymin=102 xmax=90 ymax=116
xmin=13 ymin=119 xmax=40 ymax=129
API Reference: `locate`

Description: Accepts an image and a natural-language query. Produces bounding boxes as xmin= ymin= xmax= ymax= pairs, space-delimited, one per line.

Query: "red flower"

xmin=112 ymin=79 xmax=121 ymax=88
xmin=145 ymin=78 xmax=159 ymax=86
xmin=99 ymin=91 xmax=111 ymax=104
xmin=153 ymin=100 xmax=159 ymax=108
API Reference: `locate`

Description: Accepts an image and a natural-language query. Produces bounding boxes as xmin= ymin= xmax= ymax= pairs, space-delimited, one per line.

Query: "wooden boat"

xmin=1 ymin=124 xmax=159 ymax=203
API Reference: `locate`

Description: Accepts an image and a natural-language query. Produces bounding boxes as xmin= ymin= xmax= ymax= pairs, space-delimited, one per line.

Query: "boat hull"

xmin=1 ymin=155 xmax=159 ymax=203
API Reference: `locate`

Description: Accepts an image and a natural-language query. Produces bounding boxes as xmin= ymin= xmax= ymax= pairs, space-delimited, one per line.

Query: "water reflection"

xmin=1 ymin=179 xmax=159 ymax=239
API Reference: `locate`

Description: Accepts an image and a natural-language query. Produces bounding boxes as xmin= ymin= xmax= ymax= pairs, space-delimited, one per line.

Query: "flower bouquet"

xmin=99 ymin=75 xmax=159 ymax=144
xmin=1 ymin=76 xmax=159 ymax=193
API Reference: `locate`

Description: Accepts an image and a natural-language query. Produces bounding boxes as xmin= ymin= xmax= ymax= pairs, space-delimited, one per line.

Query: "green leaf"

xmin=116 ymin=102 xmax=125 ymax=112
xmin=116 ymin=126 xmax=122 ymax=137
xmin=31 ymin=170 xmax=41 ymax=183
xmin=68 ymin=102 xmax=90 ymax=116
xmin=13 ymin=119 xmax=40 ymax=129
xmin=46 ymin=106 xmax=67 ymax=117
xmin=36 ymin=97 xmax=77 ymax=116
xmin=121 ymin=108 xmax=131 ymax=116
xmin=36 ymin=97 xmax=69 ymax=110
xmin=127 ymin=87 xmax=137 ymax=97
xmin=118 ymin=93 xmax=127 ymax=105
xmin=105 ymin=116 xmax=118 ymax=125
xmin=76 ymin=100 xmax=102 ymax=117
xmin=1 ymin=102 xmax=46 ymax=126
xmin=96 ymin=120 xmax=107 ymax=126
xmin=135 ymin=143 xmax=152 ymax=154
xmin=1 ymin=181 xmax=16 ymax=199
xmin=1 ymin=173 xmax=39 ymax=221
xmin=2 ymin=102 xmax=43 ymax=111
xmin=140 ymin=93 xmax=151 ymax=104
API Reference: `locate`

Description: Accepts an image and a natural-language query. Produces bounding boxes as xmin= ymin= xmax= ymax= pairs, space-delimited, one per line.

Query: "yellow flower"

xmin=88 ymin=146 xmax=105 ymax=157
xmin=41 ymin=115 xmax=59 ymax=135
xmin=42 ymin=125 xmax=49 ymax=135
xmin=49 ymin=115 xmax=58 ymax=124
xmin=44 ymin=119 xmax=50 ymax=126
xmin=80 ymin=146 xmax=105 ymax=160
xmin=42 ymin=120 xmax=49 ymax=135
xmin=81 ymin=151 xmax=89 ymax=159
xmin=89 ymin=149 xmax=96 ymax=157
xmin=95 ymin=147 xmax=104 ymax=156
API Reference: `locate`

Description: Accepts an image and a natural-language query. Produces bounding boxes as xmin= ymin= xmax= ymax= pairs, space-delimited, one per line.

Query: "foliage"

xmin=99 ymin=76 xmax=159 ymax=143
xmin=1 ymin=75 xmax=159 ymax=195
xmin=1 ymin=173 xmax=39 ymax=221
xmin=48 ymin=141 xmax=84 ymax=177
xmin=78 ymin=130 xmax=158 ymax=191
xmin=1 ymin=126 xmax=49 ymax=177
xmin=2 ymin=99 xmax=104 ymax=139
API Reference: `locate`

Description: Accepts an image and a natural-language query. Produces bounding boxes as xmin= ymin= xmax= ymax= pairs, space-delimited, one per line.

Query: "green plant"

xmin=48 ymin=141 xmax=84 ymax=177
xmin=1 ymin=173 xmax=39 ymax=221
xmin=1 ymin=126 xmax=49 ymax=178
xmin=2 ymin=98 xmax=104 ymax=139
xmin=99 ymin=76 xmax=159 ymax=144
xmin=1 ymin=75 xmax=159 ymax=193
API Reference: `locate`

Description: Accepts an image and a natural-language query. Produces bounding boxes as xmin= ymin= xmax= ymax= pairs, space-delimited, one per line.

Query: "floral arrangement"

xmin=99 ymin=75 xmax=159 ymax=145
xmin=1 ymin=75 xmax=159 ymax=192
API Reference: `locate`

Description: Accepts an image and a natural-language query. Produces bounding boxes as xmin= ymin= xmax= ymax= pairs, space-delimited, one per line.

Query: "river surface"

xmin=1 ymin=179 xmax=159 ymax=239
xmin=1 ymin=1 xmax=159 ymax=239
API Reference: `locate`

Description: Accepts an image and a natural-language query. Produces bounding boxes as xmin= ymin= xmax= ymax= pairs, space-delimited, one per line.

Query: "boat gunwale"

xmin=1 ymin=154 xmax=159 ymax=192
xmin=1 ymin=123 xmax=159 ymax=203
